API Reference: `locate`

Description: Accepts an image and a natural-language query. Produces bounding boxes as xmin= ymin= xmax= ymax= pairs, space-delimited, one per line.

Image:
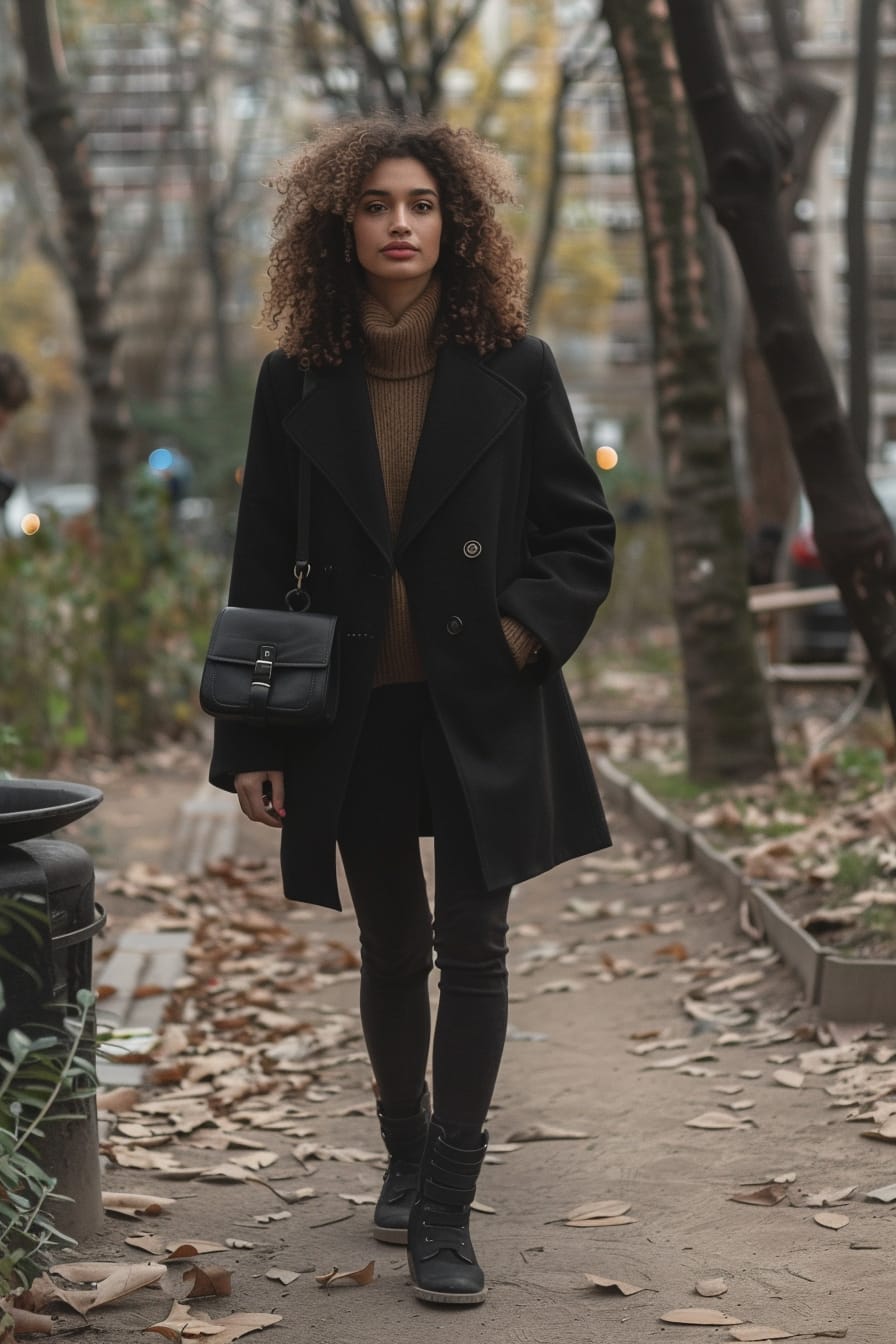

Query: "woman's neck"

xmin=362 ymin=273 xmax=434 ymax=322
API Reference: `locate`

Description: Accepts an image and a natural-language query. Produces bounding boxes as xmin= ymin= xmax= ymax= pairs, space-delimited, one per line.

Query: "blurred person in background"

xmin=0 ymin=352 xmax=32 ymax=523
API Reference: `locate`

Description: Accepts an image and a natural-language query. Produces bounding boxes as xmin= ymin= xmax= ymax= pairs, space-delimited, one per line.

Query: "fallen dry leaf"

xmin=565 ymin=1200 xmax=631 ymax=1221
xmin=163 ymin=1242 xmax=229 ymax=1262
xmin=337 ymin=1193 xmax=377 ymax=1206
xmin=314 ymin=1261 xmax=376 ymax=1288
xmin=126 ymin=1235 xmax=165 ymax=1255
xmin=695 ymin=1278 xmax=728 ymax=1297
xmin=866 ymin=1183 xmax=896 ymax=1202
xmin=145 ymin=1304 xmax=282 ymax=1342
xmin=814 ymin=1212 xmax=849 ymax=1230
xmin=729 ymin=1184 xmax=787 ymax=1207
xmin=585 ymin=1273 xmax=644 ymax=1296
xmin=96 ymin=1087 xmax=142 ymax=1114
xmin=566 ymin=1216 xmax=636 ymax=1228
xmin=729 ymin=1328 xmax=795 ymax=1341
xmin=11 ymin=1275 xmax=57 ymax=1315
xmin=182 ymin=1265 xmax=233 ymax=1299
xmin=504 ymin=1124 xmax=588 ymax=1142
xmin=772 ymin=1070 xmax=804 ymax=1089
xmin=50 ymin=1262 xmax=166 ymax=1314
xmin=804 ymin=1187 xmax=856 ymax=1207
xmin=4 ymin=1307 xmax=54 ymax=1336
xmin=108 ymin=1147 xmax=192 ymax=1172
xmin=686 ymin=1112 xmax=750 ymax=1130
xmin=49 ymin=1261 xmax=132 ymax=1284
xmin=101 ymin=1191 xmax=175 ymax=1218
xmin=265 ymin=1270 xmax=300 ymax=1285
xmin=659 ymin=1308 xmax=743 ymax=1324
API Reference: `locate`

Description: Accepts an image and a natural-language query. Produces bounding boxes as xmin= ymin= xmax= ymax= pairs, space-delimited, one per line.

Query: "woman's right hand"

xmin=234 ymin=771 xmax=286 ymax=827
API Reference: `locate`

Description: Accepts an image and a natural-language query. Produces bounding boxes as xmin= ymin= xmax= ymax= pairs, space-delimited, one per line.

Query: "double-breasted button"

xmin=463 ymin=539 xmax=482 ymax=559
xmin=446 ymin=616 xmax=464 ymax=636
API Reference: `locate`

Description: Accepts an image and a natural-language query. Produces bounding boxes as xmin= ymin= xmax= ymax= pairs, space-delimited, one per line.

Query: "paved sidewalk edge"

xmin=593 ymin=752 xmax=896 ymax=1024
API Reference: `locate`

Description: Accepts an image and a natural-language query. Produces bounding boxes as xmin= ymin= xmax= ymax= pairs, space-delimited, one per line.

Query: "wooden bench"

xmin=748 ymin=582 xmax=869 ymax=684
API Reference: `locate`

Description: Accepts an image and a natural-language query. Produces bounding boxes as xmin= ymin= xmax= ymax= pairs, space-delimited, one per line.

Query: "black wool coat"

xmin=209 ymin=336 xmax=616 ymax=910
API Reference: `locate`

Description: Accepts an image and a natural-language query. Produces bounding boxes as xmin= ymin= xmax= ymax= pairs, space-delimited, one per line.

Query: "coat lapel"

xmin=395 ymin=344 xmax=525 ymax=557
xmin=281 ymin=342 xmax=526 ymax=565
xmin=281 ymin=349 xmax=392 ymax=566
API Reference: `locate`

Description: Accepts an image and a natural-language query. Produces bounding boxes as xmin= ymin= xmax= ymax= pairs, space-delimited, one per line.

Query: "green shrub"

xmin=0 ymin=493 xmax=226 ymax=769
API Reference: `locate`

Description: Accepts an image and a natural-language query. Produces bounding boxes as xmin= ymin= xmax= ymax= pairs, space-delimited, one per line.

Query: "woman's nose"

xmin=391 ymin=209 xmax=411 ymax=233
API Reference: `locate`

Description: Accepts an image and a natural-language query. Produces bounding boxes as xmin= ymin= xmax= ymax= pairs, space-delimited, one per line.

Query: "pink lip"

xmin=381 ymin=244 xmax=418 ymax=255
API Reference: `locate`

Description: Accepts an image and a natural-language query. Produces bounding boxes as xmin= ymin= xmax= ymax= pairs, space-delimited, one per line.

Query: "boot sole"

xmin=372 ymin=1225 xmax=408 ymax=1245
xmin=411 ymin=1284 xmax=487 ymax=1306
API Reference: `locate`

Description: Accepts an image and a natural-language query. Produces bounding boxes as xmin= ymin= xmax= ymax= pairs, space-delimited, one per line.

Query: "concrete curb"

xmin=95 ymin=923 xmax=191 ymax=1088
xmin=594 ymin=753 xmax=896 ymax=1024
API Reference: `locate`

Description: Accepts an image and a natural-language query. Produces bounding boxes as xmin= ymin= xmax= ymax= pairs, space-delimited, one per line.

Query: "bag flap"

xmin=207 ymin=606 xmax=336 ymax=668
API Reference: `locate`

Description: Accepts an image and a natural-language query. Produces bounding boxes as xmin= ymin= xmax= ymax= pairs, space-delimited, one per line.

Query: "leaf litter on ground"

xmin=585 ymin=1274 xmax=646 ymax=1296
xmin=695 ymin=1278 xmax=728 ymax=1297
xmin=145 ymin=1303 xmax=281 ymax=1341
xmin=314 ymin=1262 xmax=376 ymax=1288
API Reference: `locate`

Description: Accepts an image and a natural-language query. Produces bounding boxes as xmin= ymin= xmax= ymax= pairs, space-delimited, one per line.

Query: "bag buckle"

xmin=294 ymin=561 xmax=311 ymax=590
xmin=252 ymin=644 xmax=275 ymax=687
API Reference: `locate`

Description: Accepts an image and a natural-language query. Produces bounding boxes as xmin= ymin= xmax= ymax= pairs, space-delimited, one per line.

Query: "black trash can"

xmin=0 ymin=779 xmax=105 ymax=1241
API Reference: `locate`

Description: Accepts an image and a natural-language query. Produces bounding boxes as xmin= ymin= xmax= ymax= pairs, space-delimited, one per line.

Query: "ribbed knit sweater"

xmin=361 ymin=279 xmax=538 ymax=686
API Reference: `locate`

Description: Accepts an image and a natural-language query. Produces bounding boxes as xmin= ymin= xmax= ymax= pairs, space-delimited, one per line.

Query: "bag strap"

xmin=286 ymin=454 xmax=312 ymax=613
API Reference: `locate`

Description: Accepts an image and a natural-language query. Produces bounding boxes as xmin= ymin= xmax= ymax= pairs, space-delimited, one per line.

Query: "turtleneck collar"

xmin=360 ymin=278 xmax=441 ymax=380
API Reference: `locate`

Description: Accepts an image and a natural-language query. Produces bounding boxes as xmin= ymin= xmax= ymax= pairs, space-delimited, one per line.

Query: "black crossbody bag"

xmin=199 ymin=457 xmax=339 ymax=726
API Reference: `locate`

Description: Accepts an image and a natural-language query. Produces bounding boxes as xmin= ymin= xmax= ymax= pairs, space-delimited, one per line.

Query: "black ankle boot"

xmin=373 ymin=1089 xmax=430 ymax=1244
xmin=406 ymin=1120 xmax=488 ymax=1305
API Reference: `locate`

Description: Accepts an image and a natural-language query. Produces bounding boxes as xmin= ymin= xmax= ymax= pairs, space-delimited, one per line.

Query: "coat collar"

xmin=281 ymin=343 xmax=525 ymax=565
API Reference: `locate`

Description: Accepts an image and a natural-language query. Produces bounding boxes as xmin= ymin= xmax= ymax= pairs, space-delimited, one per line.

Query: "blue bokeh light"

xmin=148 ymin=447 xmax=175 ymax=473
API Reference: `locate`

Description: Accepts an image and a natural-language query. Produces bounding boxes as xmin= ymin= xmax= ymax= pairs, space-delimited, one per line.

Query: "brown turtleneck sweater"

xmin=361 ymin=280 xmax=538 ymax=686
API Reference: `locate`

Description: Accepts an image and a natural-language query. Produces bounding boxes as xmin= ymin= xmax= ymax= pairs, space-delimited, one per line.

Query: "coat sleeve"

xmin=208 ymin=353 xmax=300 ymax=791
xmin=497 ymin=341 xmax=615 ymax=681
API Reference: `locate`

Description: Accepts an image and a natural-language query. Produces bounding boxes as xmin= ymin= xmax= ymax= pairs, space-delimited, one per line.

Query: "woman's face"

xmin=352 ymin=157 xmax=442 ymax=302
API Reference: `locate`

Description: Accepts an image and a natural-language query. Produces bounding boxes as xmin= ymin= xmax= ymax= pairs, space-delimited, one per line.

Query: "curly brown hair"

xmin=264 ymin=116 xmax=528 ymax=367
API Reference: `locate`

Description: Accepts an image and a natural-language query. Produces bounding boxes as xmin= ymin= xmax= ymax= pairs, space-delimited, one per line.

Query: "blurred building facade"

xmin=3 ymin=0 xmax=895 ymax=492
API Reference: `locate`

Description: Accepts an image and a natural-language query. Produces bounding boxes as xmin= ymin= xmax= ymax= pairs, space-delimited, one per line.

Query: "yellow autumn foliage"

xmin=0 ymin=255 xmax=77 ymax=400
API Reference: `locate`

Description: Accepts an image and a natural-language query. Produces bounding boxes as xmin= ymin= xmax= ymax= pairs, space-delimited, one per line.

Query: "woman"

xmin=210 ymin=116 xmax=615 ymax=1307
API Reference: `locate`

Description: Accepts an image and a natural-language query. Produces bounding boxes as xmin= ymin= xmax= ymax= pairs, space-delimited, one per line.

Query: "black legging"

xmin=338 ymin=684 xmax=511 ymax=1138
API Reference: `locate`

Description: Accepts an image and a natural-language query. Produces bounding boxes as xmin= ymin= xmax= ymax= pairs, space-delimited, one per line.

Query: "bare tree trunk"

xmin=528 ymin=65 xmax=573 ymax=324
xmin=846 ymin=0 xmax=881 ymax=462
xmin=604 ymin=0 xmax=777 ymax=782
xmin=667 ymin=0 xmax=896 ymax=730
xmin=741 ymin=306 xmax=800 ymax=582
xmin=735 ymin=0 xmax=840 ymax=579
xmin=15 ymin=0 xmax=131 ymax=515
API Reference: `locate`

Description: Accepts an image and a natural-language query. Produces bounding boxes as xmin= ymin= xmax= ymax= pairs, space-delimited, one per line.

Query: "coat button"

xmin=463 ymin=539 xmax=482 ymax=559
xmin=446 ymin=616 xmax=464 ymax=636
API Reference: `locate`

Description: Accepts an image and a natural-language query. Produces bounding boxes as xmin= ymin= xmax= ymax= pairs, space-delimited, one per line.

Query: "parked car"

xmin=786 ymin=469 xmax=896 ymax=661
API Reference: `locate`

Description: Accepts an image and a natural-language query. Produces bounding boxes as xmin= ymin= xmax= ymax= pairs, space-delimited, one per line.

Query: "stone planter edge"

xmin=592 ymin=753 xmax=896 ymax=1024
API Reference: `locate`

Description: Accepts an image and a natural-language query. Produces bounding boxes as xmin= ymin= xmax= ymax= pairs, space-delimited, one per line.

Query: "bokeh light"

xmin=20 ymin=513 xmax=41 ymax=535
xmin=148 ymin=447 xmax=175 ymax=473
xmin=596 ymin=445 xmax=619 ymax=470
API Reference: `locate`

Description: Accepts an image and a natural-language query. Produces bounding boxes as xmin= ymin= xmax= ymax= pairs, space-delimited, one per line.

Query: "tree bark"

xmin=846 ymin=0 xmax=881 ymax=462
xmin=528 ymin=65 xmax=573 ymax=324
xmin=734 ymin=0 xmax=839 ymax=580
xmin=15 ymin=0 xmax=131 ymax=514
xmin=604 ymin=0 xmax=777 ymax=782
xmin=666 ymin=0 xmax=896 ymax=729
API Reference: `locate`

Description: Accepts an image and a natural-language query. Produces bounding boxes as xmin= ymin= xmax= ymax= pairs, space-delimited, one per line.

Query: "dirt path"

xmin=51 ymin=787 xmax=894 ymax=1344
